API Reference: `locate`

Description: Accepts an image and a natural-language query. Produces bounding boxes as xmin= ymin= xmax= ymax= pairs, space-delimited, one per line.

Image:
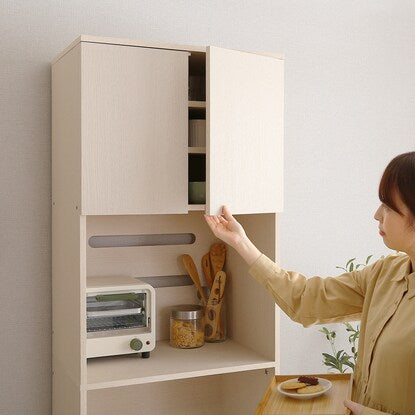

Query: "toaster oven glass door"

xmin=87 ymin=292 xmax=148 ymax=334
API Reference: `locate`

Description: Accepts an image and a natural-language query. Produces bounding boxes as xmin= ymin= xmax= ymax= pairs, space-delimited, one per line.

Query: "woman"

xmin=204 ymin=151 xmax=415 ymax=415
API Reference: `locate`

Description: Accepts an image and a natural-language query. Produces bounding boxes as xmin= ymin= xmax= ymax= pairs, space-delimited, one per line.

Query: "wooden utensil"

xmin=208 ymin=271 xmax=226 ymax=305
xmin=209 ymin=243 xmax=226 ymax=275
xmin=201 ymin=252 xmax=213 ymax=289
xmin=209 ymin=243 xmax=227 ymax=339
xmin=204 ymin=271 xmax=226 ymax=340
xmin=181 ymin=254 xmax=207 ymax=305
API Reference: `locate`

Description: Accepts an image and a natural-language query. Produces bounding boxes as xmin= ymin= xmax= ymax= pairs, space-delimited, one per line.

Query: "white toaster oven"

xmin=86 ymin=276 xmax=156 ymax=358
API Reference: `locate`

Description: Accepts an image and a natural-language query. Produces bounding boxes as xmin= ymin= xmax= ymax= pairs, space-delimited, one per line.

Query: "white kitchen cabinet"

xmin=52 ymin=35 xmax=283 ymax=415
xmin=82 ymin=42 xmax=189 ymax=215
xmin=207 ymin=46 xmax=284 ymax=215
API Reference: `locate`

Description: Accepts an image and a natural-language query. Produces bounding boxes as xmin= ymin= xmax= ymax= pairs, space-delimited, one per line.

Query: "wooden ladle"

xmin=181 ymin=254 xmax=207 ymax=305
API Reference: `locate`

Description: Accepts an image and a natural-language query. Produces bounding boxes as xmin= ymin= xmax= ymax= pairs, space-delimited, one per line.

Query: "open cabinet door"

xmin=206 ymin=46 xmax=284 ymax=215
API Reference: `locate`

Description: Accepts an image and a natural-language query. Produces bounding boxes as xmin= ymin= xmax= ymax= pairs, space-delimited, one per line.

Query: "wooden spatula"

xmin=205 ymin=271 xmax=226 ymax=339
xmin=204 ymin=271 xmax=226 ymax=340
xmin=201 ymin=252 xmax=213 ymax=289
xmin=181 ymin=254 xmax=207 ymax=305
xmin=207 ymin=270 xmax=226 ymax=305
xmin=209 ymin=243 xmax=226 ymax=275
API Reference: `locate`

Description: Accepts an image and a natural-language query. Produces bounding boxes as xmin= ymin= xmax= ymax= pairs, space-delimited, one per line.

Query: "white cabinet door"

xmin=81 ymin=43 xmax=189 ymax=215
xmin=206 ymin=46 xmax=284 ymax=215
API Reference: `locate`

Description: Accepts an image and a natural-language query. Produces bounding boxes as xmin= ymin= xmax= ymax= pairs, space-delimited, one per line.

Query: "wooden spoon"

xmin=209 ymin=243 xmax=226 ymax=275
xmin=201 ymin=252 xmax=213 ymax=289
xmin=181 ymin=254 xmax=207 ymax=305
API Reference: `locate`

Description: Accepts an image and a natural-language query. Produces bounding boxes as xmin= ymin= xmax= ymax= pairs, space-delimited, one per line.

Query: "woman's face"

xmin=374 ymin=193 xmax=415 ymax=254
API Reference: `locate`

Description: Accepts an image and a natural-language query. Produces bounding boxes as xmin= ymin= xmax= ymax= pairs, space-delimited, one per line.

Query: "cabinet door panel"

xmin=81 ymin=43 xmax=189 ymax=215
xmin=207 ymin=46 xmax=284 ymax=215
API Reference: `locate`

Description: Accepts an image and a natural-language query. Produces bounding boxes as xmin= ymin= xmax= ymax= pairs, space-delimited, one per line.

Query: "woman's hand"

xmin=344 ymin=399 xmax=365 ymax=415
xmin=204 ymin=205 xmax=247 ymax=249
xmin=204 ymin=205 xmax=262 ymax=266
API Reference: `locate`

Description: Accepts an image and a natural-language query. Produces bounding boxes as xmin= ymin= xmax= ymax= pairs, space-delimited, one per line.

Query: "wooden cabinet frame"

xmin=52 ymin=35 xmax=283 ymax=415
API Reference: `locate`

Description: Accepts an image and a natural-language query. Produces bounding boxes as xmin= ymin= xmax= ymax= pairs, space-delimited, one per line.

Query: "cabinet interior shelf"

xmin=86 ymin=339 xmax=274 ymax=390
xmin=188 ymin=101 xmax=206 ymax=109
xmin=188 ymin=146 xmax=206 ymax=154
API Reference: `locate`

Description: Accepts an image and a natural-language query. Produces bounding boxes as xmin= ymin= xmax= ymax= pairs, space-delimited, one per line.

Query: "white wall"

xmin=1 ymin=1 xmax=414 ymax=413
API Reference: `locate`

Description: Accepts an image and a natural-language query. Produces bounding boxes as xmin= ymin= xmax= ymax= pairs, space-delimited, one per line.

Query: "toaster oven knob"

xmin=130 ymin=338 xmax=143 ymax=351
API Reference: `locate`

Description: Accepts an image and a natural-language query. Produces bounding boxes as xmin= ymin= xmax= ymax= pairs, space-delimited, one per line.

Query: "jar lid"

xmin=171 ymin=304 xmax=204 ymax=320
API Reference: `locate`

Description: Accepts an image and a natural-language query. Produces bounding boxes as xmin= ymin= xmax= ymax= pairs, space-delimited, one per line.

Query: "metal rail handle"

xmin=95 ymin=293 xmax=140 ymax=302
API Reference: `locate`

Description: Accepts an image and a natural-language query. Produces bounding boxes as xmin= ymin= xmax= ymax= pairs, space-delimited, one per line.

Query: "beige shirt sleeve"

xmin=248 ymin=253 xmax=377 ymax=327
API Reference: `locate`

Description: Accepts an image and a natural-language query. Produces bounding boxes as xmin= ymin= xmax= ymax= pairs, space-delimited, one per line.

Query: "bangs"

xmin=378 ymin=152 xmax=415 ymax=217
xmin=378 ymin=167 xmax=402 ymax=215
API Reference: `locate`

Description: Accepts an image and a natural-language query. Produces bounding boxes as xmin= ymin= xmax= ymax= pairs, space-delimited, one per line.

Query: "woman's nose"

xmin=374 ymin=206 xmax=381 ymax=221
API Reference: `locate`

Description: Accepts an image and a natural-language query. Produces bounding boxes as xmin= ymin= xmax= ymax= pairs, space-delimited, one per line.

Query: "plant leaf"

xmin=346 ymin=258 xmax=356 ymax=267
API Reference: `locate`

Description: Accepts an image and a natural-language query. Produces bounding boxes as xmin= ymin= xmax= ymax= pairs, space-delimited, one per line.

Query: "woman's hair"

xmin=379 ymin=151 xmax=415 ymax=218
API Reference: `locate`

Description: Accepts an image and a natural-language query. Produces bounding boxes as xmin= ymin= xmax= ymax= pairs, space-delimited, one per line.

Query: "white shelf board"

xmin=86 ymin=339 xmax=274 ymax=390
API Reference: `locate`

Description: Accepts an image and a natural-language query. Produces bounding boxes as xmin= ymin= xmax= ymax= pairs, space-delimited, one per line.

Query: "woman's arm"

xmin=344 ymin=399 xmax=390 ymax=415
xmin=205 ymin=205 xmax=375 ymax=327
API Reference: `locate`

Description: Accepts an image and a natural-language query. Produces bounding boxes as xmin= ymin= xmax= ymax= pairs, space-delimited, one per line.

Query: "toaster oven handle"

xmin=95 ymin=293 xmax=140 ymax=302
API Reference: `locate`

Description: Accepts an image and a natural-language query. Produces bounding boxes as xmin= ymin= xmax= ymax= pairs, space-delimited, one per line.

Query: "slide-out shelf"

xmin=86 ymin=339 xmax=275 ymax=390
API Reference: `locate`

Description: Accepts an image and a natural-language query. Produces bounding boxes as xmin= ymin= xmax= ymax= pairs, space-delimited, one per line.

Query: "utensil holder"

xmin=200 ymin=285 xmax=226 ymax=342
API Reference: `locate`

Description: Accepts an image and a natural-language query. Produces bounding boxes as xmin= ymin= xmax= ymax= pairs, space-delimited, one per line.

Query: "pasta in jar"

xmin=170 ymin=305 xmax=204 ymax=349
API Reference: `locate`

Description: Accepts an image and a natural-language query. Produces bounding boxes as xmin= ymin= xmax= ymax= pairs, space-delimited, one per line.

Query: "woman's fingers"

xmin=205 ymin=214 xmax=222 ymax=230
xmin=218 ymin=216 xmax=228 ymax=224
xmin=222 ymin=205 xmax=234 ymax=222
xmin=204 ymin=215 xmax=216 ymax=230
xmin=344 ymin=399 xmax=364 ymax=415
xmin=204 ymin=209 xmax=229 ymax=233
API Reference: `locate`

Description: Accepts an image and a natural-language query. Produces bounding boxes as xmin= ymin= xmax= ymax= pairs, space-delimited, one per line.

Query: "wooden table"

xmin=254 ymin=373 xmax=353 ymax=415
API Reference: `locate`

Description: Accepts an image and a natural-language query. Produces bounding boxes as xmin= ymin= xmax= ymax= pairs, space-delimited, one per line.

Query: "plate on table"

xmin=277 ymin=377 xmax=332 ymax=400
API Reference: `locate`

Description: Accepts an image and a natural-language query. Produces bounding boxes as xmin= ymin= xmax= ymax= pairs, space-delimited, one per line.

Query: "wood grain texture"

xmin=81 ymin=42 xmax=189 ymax=215
xmin=87 ymin=339 xmax=274 ymax=389
xmin=52 ymin=37 xmax=282 ymax=414
xmin=209 ymin=242 xmax=226 ymax=275
xmin=255 ymin=373 xmax=353 ymax=415
xmin=181 ymin=253 xmax=207 ymax=304
xmin=201 ymin=252 xmax=213 ymax=288
xmin=51 ymin=43 xmax=87 ymax=414
xmin=206 ymin=46 xmax=284 ymax=215
xmin=52 ymin=35 xmax=207 ymax=64
xmin=52 ymin=35 xmax=283 ymax=65
xmin=226 ymin=213 xmax=278 ymax=362
xmin=205 ymin=271 xmax=226 ymax=340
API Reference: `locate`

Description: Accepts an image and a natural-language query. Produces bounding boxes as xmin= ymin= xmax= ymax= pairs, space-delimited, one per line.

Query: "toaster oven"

xmin=86 ymin=276 xmax=156 ymax=358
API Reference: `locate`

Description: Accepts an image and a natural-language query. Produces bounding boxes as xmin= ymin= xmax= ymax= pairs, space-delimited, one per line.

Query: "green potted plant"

xmin=319 ymin=255 xmax=384 ymax=373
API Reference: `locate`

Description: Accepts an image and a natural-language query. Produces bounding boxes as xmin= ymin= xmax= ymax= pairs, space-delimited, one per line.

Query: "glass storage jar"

xmin=170 ymin=304 xmax=205 ymax=349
